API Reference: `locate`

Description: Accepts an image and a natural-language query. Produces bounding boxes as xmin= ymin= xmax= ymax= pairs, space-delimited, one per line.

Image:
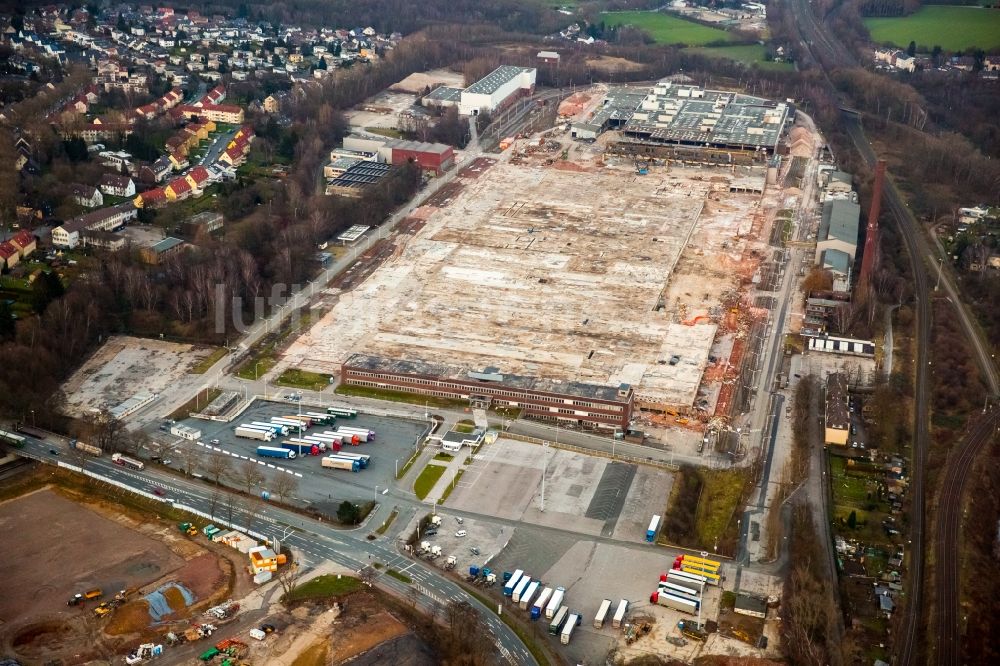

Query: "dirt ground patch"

xmin=60 ymin=335 xmax=214 ymax=417
xmin=585 ymin=55 xmax=644 ymax=72
xmin=328 ymin=607 xmax=409 ymax=663
xmin=0 ymin=488 xmax=184 ymax=625
xmin=390 ymin=68 xmax=464 ymax=94
xmin=105 ymin=600 xmax=153 ymax=636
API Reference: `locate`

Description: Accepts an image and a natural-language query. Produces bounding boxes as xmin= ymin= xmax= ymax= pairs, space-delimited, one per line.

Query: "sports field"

xmin=685 ymin=44 xmax=796 ymax=71
xmin=601 ymin=10 xmax=734 ymax=46
xmin=864 ymin=6 xmax=1000 ymax=51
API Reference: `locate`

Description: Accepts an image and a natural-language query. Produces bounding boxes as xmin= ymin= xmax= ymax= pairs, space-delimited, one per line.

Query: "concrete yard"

xmin=445 ymin=438 xmax=673 ymax=541
xmin=283 ymin=157 xmax=771 ymax=410
xmin=61 ymin=336 xmax=216 ymax=418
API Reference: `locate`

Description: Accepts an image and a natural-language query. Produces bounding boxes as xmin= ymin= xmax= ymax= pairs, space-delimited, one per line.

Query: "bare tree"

xmin=208 ymin=489 xmax=221 ymax=519
xmin=206 ymin=453 xmax=232 ymax=486
xmin=276 ymin=560 xmax=302 ymax=599
xmin=179 ymin=442 xmax=200 ymax=477
xmin=224 ymin=492 xmax=238 ymax=527
xmin=239 ymin=458 xmax=265 ymax=496
xmin=271 ymin=473 xmax=299 ymax=503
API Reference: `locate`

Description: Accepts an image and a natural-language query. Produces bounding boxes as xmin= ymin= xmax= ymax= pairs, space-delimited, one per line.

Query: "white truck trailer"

xmin=235 ymin=426 xmax=273 ymax=441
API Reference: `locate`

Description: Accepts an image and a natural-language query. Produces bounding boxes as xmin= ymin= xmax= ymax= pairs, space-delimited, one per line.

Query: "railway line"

xmin=788 ymin=0 xmax=1000 ymax=660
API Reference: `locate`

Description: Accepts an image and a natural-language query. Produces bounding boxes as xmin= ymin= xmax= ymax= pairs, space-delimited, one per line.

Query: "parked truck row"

xmin=648 ymin=560 xmax=720 ymax=616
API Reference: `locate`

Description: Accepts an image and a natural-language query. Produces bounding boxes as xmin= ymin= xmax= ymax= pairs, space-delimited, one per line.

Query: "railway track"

xmin=787 ymin=0 xmax=1000 ymax=662
xmin=934 ymin=407 xmax=1000 ymax=664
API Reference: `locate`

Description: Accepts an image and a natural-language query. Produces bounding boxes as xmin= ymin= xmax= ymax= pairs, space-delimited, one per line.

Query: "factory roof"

xmin=392 ymin=140 xmax=453 ymax=155
xmin=581 ymin=87 xmax=647 ymax=132
xmin=818 ymin=200 xmax=861 ymax=246
xmin=621 ymin=82 xmax=790 ymax=150
xmin=464 ymin=66 xmax=534 ymax=95
xmin=327 ymin=161 xmax=391 ymax=189
xmin=821 ymin=249 xmax=852 ymax=276
xmin=337 ymin=224 xmax=370 ymax=243
xmin=344 ymin=353 xmax=630 ymax=402
xmin=424 ymin=85 xmax=463 ymax=102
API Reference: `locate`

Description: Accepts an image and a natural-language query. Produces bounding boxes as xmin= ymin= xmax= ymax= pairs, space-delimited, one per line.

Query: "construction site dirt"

xmin=0 ymin=481 xmax=237 ymax=665
xmin=288 ymin=113 xmax=808 ymax=441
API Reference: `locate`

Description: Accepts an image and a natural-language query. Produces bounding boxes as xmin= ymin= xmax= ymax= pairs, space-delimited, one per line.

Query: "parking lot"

xmin=170 ymin=399 xmax=430 ymax=505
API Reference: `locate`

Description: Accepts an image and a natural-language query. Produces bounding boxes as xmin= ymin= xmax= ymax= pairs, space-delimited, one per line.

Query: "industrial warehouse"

xmin=423 ymin=65 xmax=537 ymax=115
xmin=572 ymin=83 xmax=792 ymax=158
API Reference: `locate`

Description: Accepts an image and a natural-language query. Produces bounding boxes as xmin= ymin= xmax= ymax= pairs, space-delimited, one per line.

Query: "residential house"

xmin=9 ymin=230 xmax=37 ymax=259
xmin=99 ymin=174 xmax=136 ymax=198
xmin=823 ymin=373 xmax=850 ymax=446
xmin=165 ymin=177 xmax=193 ymax=201
xmin=0 ymin=241 xmax=18 ymax=270
xmin=181 ymin=211 xmax=224 ymax=237
xmin=71 ymin=184 xmax=104 ymax=208
xmin=184 ymin=165 xmax=211 ymax=192
xmin=134 ymin=187 xmax=167 ymax=208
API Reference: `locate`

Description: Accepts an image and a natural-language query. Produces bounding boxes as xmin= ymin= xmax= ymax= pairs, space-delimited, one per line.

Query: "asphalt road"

xmin=12 ymin=435 xmax=536 ymax=665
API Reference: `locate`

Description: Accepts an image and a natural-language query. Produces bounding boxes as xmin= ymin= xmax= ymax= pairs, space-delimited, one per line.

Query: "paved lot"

xmin=173 ymin=400 xmax=430 ymax=504
xmin=61 ymin=336 xmax=213 ymax=418
xmin=446 ymin=438 xmax=673 ymax=541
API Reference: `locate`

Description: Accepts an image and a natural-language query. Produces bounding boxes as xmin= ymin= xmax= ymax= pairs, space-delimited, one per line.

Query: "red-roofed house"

xmin=10 ymin=230 xmax=37 ymax=258
xmin=185 ymin=166 xmax=211 ymax=191
xmin=175 ymin=103 xmax=244 ymax=124
xmin=202 ymin=85 xmax=226 ymax=106
xmin=134 ymin=187 xmax=167 ymax=208
xmin=0 ymin=241 xmax=19 ymax=270
xmin=165 ymin=177 xmax=193 ymax=201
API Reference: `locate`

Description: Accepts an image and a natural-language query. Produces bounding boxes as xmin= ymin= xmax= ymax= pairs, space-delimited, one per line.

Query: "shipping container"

xmin=612 ymin=599 xmax=629 ymax=628
xmin=545 ymin=587 xmax=565 ymax=618
xmin=548 ymin=606 xmax=568 ymax=635
xmin=594 ymin=599 xmax=612 ymax=629
xmin=503 ymin=570 xmax=524 ymax=597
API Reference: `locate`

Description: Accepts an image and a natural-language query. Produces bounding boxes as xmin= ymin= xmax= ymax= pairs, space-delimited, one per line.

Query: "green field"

xmin=413 ymin=462 xmax=448 ymax=500
xmin=865 ymin=6 xmax=1000 ymax=51
xmin=601 ymin=10 xmax=733 ymax=46
xmin=684 ymin=44 xmax=795 ymax=71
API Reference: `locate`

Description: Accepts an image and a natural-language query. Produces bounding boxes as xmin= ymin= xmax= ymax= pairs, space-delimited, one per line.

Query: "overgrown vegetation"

xmin=168 ymin=388 xmax=223 ymax=421
xmin=276 ymin=368 xmax=332 ymax=391
xmin=781 ymin=504 xmax=842 ymax=665
xmin=662 ymin=464 xmax=749 ymax=555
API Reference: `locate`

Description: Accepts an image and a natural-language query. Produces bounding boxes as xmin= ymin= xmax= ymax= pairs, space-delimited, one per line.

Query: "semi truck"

xmin=660 ymin=576 xmax=705 ymax=596
xmin=302 ymin=434 xmax=336 ymax=447
xmin=519 ymin=581 xmax=540 ymax=609
xmin=512 ymin=576 xmax=532 ymax=604
xmin=321 ymin=455 xmax=360 ymax=472
xmin=282 ymin=441 xmax=320 ymax=456
xmin=270 ymin=418 xmax=306 ymax=434
xmin=111 ymin=453 xmax=144 ymax=470
xmin=646 ymin=514 xmax=661 ymax=542
xmin=288 ymin=437 xmax=326 ymax=451
xmin=235 ymin=425 xmax=274 ymax=442
xmin=304 ymin=412 xmax=335 ymax=425
xmin=560 ymin=612 xmax=581 ymax=644
xmin=68 ymin=588 xmax=103 ymax=605
xmin=251 ymin=422 xmax=287 ymax=436
xmin=545 ymin=587 xmax=565 ymax=618
xmin=594 ymin=599 xmax=612 ymax=629
xmin=503 ymin=570 xmax=523 ymax=597
xmin=612 ymin=599 xmax=629 ymax=628
xmin=322 ymin=431 xmax=360 ymax=445
xmin=679 ymin=565 xmax=720 ymax=585
xmin=334 ymin=426 xmax=374 ymax=442
xmin=650 ymin=590 xmax=699 ymax=614
xmin=659 ymin=580 xmax=702 ymax=600
xmin=531 ymin=587 xmax=553 ymax=620
xmin=333 ymin=451 xmax=370 ymax=468
xmin=548 ymin=606 xmax=568 ymax=635
xmin=71 ymin=439 xmax=102 ymax=456
xmin=666 ymin=569 xmax=709 ymax=588
xmin=256 ymin=445 xmax=295 ymax=459
xmin=327 ymin=406 xmax=358 ymax=418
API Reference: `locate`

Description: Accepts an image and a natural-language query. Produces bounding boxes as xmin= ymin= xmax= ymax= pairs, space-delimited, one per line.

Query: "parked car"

xmin=455 ymin=530 xmax=468 ymax=538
